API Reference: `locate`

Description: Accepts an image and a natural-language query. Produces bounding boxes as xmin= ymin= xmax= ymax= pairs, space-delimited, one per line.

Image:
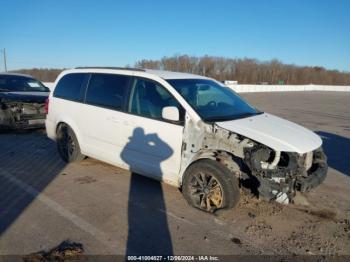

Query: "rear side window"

xmin=53 ymin=73 xmax=87 ymax=101
xmin=85 ymin=73 xmax=131 ymax=110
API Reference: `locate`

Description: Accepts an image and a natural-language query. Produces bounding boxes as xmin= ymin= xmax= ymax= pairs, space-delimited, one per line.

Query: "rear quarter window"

xmin=53 ymin=73 xmax=88 ymax=101
xmin=85 ymin=73 xmax=131 ymax=110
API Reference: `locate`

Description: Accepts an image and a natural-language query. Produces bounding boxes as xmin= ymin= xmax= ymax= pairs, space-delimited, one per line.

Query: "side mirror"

xmin=162 ymin=106 xmax=180 ymax=122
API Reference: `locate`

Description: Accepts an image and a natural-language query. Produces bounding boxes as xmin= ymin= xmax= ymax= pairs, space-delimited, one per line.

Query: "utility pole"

xmin=1 ymin=48 xmax=7 ymax=72
xmin=0 ymin=48 xmax=7 ymax=72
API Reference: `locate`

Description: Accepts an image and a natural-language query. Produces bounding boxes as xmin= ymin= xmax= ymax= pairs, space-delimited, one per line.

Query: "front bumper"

xmin=295 ymin=148 xmax=328 ymax=192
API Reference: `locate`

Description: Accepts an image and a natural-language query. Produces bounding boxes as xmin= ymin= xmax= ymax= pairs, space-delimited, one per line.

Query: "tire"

xmin=182 ymin=159 xmax=240 ymax=213
xmin=56 ymin=123 xmax=85 ymax=163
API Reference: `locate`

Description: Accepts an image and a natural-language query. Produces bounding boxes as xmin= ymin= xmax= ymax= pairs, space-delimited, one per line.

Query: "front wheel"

xmin=182 ymin=159 xmax=240 ymax=213
xmin=56 ymin=124 xmax=85 ymax=163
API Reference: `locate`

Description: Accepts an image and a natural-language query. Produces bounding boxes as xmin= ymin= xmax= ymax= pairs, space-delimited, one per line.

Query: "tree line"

xmin=12 ymin=55 xmax=350 ymax=85
xmin=135 ymin=55 xmax=350 ymax=85
xmin=12 ymin=68 xmax=63 ymax=83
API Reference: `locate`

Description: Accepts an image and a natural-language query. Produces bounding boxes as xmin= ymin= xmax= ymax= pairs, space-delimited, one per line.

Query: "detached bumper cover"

xmin=295 ymin=148 xmax=328 ymax=192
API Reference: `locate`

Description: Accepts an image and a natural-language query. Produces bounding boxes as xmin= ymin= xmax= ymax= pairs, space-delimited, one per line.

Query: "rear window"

xmin=0 ymin=75 xmax=49 ymax=92
xmin=53 ymin=73 xmax=87 ymax=101
xmin=85 ymin=73 xmax=131 ymax=110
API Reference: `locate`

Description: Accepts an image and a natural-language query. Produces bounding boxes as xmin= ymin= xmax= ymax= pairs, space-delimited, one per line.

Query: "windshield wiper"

xmin=236 ymin=112 xmax=264 ymax=119
xmin=204 ymin=116 xmax=236 ymax=122
xmin=204 ymin=111 xmax=264 ymax=122
xmin=0 ymin=88 xmax=11 ymax=92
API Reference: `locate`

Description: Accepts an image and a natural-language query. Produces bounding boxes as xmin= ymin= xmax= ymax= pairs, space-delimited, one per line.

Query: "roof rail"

xmin=74 ymin=66 xmax=145 ymax=72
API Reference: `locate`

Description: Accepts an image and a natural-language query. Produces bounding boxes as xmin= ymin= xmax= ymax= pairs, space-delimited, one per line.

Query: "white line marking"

xmin=0 ymin=170 xmax=120 ymax=253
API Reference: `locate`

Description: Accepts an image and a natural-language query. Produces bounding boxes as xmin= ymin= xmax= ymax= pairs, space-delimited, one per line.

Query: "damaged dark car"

xmin=0 ymin=73 xmax=49 ymax=130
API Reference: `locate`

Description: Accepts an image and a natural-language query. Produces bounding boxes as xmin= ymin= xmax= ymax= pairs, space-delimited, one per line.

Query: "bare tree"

xmin=136 ymin=55 xmax=350 ymax=85
xmin=11 ymin=55 xmax=350 ymax=85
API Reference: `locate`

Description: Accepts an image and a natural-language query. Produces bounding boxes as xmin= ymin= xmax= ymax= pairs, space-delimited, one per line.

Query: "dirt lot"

xmin=0 ymin=91 xmax=349 ymax=257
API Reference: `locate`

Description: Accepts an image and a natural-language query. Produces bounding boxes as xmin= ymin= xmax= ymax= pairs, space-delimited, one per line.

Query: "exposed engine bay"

xmin=243 ymin=145 xmax=327 ymax=203
xmin=0 ymin=100 xmax=46 ymax=129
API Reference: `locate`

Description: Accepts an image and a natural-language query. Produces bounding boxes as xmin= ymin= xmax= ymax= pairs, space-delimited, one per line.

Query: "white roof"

xmin=64 ymin=67 xmax=209 ymax=81
xmin=144 ymin=69 xmax=208 ymax=80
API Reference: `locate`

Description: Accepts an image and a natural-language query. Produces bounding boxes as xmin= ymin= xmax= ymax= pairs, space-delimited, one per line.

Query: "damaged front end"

xmin=0 ymin=99 xmax=46 ymax=129
xmin=181 ymin=117 xmax=328 ymax=205
xmin=244 ymin=146 xmax=328 ymax=204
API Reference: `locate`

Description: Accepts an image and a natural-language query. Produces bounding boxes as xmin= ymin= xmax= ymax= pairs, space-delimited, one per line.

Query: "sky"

xmin=1 ymin=0 xmax=349 ymax=71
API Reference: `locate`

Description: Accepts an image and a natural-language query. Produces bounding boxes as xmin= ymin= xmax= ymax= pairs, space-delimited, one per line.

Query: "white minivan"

xmin=46 ymin=67 xmax=327 ymax=212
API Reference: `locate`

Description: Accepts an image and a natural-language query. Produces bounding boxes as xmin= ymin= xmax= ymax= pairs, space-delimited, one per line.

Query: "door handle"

xmin=122 ymin=120 xmax=137 ymax=126
xmin=107 ymin=116 xmax=119 ymax=123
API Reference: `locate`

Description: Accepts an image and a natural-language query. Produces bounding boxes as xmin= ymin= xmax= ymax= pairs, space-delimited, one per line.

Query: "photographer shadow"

xmin=121 ymin=127 xmax=174 ymax=255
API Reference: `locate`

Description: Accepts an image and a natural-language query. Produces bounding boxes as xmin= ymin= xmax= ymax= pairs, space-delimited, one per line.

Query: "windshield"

xmin=0 ymin=75 xmax=49 ymax=92
xmin=167 ymin=79 xmax=261 ymax=121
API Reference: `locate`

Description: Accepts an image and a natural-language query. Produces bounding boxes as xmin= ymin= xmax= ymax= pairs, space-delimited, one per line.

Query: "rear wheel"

xmin=182 ymin=159 xmax=240 ymax=213
xmin=56 ymin=124 xmax=85 ymax=163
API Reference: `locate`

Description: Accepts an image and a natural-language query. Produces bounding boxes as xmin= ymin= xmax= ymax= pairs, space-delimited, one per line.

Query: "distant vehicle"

xmin=0 ymin=73 xmax=50 ymax=129
xmin=223 ymin=80 xmax=238 ymax=85
xmin=46 ymin=67 xmax=327 ymax=212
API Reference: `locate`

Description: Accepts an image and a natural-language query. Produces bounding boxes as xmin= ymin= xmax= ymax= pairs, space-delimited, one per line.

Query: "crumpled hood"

xmin=216 ymin=113 xmax=322 ymax=154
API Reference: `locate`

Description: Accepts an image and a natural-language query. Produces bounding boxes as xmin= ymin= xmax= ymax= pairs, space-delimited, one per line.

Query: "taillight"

xmin=44 ymin=98 xmax=49 ymax=114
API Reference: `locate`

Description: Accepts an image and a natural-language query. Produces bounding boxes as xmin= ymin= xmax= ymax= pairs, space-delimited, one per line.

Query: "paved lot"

xmin=0 ymin=91 xmax=349 ymax=256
